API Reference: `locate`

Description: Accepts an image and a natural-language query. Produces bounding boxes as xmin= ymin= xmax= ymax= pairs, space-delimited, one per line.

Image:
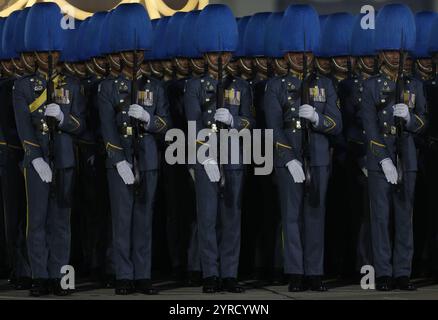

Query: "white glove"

xmin=32 ymin=157 xmax=52 ymax=183
xmin=128 ymin=104 xmax=150 ymax=124
xmin=202 ymin=158 xmax=220 ymax=183
xmin=286 ymin=160 xmax=306 ymax=184
xmin=44 ymin=103 xmax=64 ymax=123
xmin=116 ymin=160 xmax=135 ymax=185
xmin=381 ymin=158 xmax=398 ymax=185
xmin=393 ymin=103 xmax=411 ymax=124
xmin=361 ymin=167 xmax=368 ymax=178
xmin=299 ymin=104 xmax=319 ymax=125
xmin=214 ymin=108 xmax=234 ymax=127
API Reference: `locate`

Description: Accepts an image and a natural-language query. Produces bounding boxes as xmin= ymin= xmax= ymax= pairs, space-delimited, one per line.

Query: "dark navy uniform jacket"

xmin=184 ymin=74 xmax=255 ymax=170
xmin=98 ymin=74 xmax=170 ymax=171
xmin=13 ymin=72 xmax=86 ymax=169
xmin=338 ymin=74 xmax=368 ymax=166
xmin=361 ymin=73 xmax=426 ymax=171
xmin=424 ymin=77 xmax=437 ymax=142
xmin=78 ymin=75 xmax=105 ymax=144
xmin=264 ymin=72 xmax=342 ymax=168
xmin=0 ymin=77 xmax=22 ymax=150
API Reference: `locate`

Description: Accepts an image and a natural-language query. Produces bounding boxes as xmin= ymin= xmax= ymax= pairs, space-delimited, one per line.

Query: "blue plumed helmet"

xmin=351 ymin=14 xmax=376 ymax=57
xmin=429 ymin=16 xmax=438 ymax=54
xmin=75 ymin=17 xmax=91 ymax=61
xmin=151 ymin=16 xmax=171 ymax=60
xmin=14 ymin=7 xmax=31 ymax=54
xmin=315 ymin=14 xmax=329 ymax=57
xmin=25 ymin=2 xmax=64 ymax=52
xmin=281 ymin=4 xmax=320 ymax=53
xmin=109 ymin=3 xmax=152 ymax=53
xmin=99 ymin=10 xmax=114 ymax=55
xmin=244 ymin=12 xmax=271 ymax=57
xmin=164 ymin=12 xmax=186 ymax=59
xmin=179 ymin=11 xmax=202 ymax=59
xmin=319 ymin=12 xmax=355 ymax=57
xmin=60 ymin=20 xmax=82 ymax=63
xmin=2 ymin=10 xmax=21 ymax=59
xmin=265 ymin=12 xmax=284 ymax=58
xmin=144 ymin=19 xmax=158 ymax=60
xmin=83 ymin=12 xmax=108 ymax=59
xmin=235 ymin=16 xmax=251 ymax=58
xmin=196 ymin=4 xmax=238 ymax=53
xmin=0 ymin=18 xmax=5 ymax=60
xmin=375 ymin=4 xmax=416 ymax=52
xmin=412 ymin=11 xmax=438 ymax=58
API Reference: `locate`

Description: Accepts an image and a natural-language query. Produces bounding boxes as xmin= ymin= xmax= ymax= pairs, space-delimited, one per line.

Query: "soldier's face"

xmin=35 ymin=51 xmax=60 ymax=71
xmin=206 ymin=52 xmax=232 ymax=70
xmin=12 ymin=58 xmax=25 ymax=75
xmin=175 ymin=58 xmax=190 ymax=75
xmin=285 ymin=52 xmax=314 ymax=72
xmin=380 ymin=51 xmax=402 ymax=69
xmin=109 ymin=54 xmax=121 ymax=71
xmin=162 ymin=60 xmax=174 ymax=74
xmin=239 ymin=58 xmax=253 ymax=74
xmin=416 ymin=58 xmax=432 ymax=72
xmin=141 ymin=61 xmax=151 ymax=76
xmin=150 ymin=60 xmax=164 ymax=77
xmin=190 ymin=58 xmax=205 ymax=75
xmin=121 ymin=51 xmax=145 ymax=68
xmin=21 ymin=53 xmax=36 ymax=73
xmin=93 ymin=57 xmax=108 ymax=75
xmin=405 ymin=57 xmax=413 ymax=73
xmin=273 ymin=58 xmax=288 ymax=76
xmin=255 ymin=57 xmax=268 ymax=74
xmin=316 ymin=57 xmax=331 ymax=74
xmin=226 ymin=60 xmax=239 ymax=76
xmin=0 ymin=60 xmax=14 ymax=76
xmin=73 ymin=62 xmax=87 ymax=78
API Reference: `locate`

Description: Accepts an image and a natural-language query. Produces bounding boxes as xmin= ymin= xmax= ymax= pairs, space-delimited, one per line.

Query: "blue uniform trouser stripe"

xmin=368 ymin=170 xmax=416 ymax=278
xmin=195 ymin=168 xmax=244 ymax=279
xmin=1 ymin=149 xmax=31 ymax=278
xmin=26 ymin=166 xmax=73 ymax=279
xmin=107 ymin=169 xmax=157 ymax=280
xmin=276 ymin=166 xmax=329 ymax=276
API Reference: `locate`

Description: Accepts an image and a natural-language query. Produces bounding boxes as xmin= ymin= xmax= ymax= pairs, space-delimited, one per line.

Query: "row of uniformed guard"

xmin=0 ymin=2 xmax=436 ymax=296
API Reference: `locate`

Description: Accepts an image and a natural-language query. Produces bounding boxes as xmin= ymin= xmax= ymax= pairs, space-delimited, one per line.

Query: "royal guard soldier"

xmin=98 ymin=3 xmax=170 ymax=295
xmin=265 ymin=4 xmax=342 ymax=292
xmin=0 ymin=9 xmax=32 ymax=290
xmin=184 ymin=4 xmax=255 ymax=293
xmin=361 ymin=4 xmax=426 ymax=291
xmin=13 ymin=2 xmax=86 ymax=296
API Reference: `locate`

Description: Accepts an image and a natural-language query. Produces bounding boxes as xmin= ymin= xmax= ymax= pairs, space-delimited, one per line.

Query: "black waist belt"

xmin=283 ymin=118 xmax=302 ymax=130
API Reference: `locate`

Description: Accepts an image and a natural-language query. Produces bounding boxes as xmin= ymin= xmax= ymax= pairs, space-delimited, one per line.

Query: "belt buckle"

xmin=390 ymin=126 xmax=397 ymax=135
xmin=296 ymin=120 xmax=301 ymax=130
xmin=126 ymin=126 xmax=133 ymax=136
xmin=42 ymin=122 xmax=49 ymax=134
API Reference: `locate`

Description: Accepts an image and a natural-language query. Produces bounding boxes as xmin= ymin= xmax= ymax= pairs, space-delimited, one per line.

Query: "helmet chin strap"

xmin=382 ymin=52 xmax=399 ymax=69
xmin=331 ymin=58 xmax=348 ymax=73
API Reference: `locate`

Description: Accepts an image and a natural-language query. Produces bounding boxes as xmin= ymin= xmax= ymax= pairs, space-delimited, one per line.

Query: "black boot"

xmin=115 ymin=279 xmax=134 ymax=295
xmin=135 ymin=279 xmax=158 ymax=295
xmin=202 ymin=276 xmax=219 ymax=294
xmin=394 ymin=276 xmax=416 ymax=291
xmin=29 ymin=279 xmax=50 ymax=297
xmin=307 ymin=276 xmax=328 ymax=292
xmin=376 ymin=276 xmax=393 ymax=291
xmin=288 ymin=274 xmax=306 ymax=292
xmin=186 ymin=271 xmax=202 ymax=287
xmin=14 ymin=277 xmax=32 ymax=290
xmin=222 ymin=278 xmax=245 ymax=293
xmin=51 ymin=279 xmax=70 ymax=296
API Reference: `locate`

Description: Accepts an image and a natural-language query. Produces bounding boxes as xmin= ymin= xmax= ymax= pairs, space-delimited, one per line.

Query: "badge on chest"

xmin=54 ymin=88 xmax=71 ymax=104
xmin=403 ymin=90 xmax=416 ymax=109
xmin=225 ymin=88 xmax=241 ymax=106
xmin=138 ymin=90 xmax=154 ymax=106
xmin=309 ymin=86 xmax=326 ymax=103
